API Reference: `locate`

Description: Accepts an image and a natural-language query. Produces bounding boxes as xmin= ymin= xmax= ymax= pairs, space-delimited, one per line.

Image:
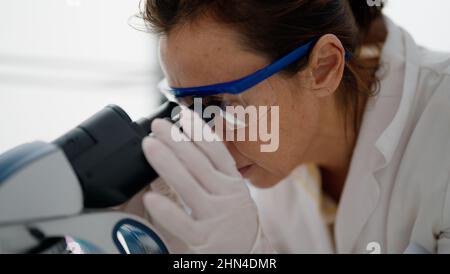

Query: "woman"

xmin=123 ymin=0 xmax=450 ymax=253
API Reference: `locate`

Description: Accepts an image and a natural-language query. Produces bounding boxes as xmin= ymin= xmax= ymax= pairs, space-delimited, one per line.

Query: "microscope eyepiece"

xmin=53 ymin=101 xmax=179 ymax=208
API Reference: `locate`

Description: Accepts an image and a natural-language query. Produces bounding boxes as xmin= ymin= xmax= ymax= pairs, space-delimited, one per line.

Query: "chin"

xmin=244 ymin=166 xmax=283 ymax=189
xmin=249 ymin=180 xmax=278 ymax=189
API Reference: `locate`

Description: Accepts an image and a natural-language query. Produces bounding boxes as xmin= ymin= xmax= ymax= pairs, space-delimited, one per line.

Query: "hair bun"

xmin=347 ymin=0 xmax=384 ymax=32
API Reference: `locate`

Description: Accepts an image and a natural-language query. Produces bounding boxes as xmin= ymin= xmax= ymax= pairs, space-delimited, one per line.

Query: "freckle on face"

xmin=159 ymin=19 xmax=320 ymax=188
xmin=160 ymin=18 xmax=269 ymax=88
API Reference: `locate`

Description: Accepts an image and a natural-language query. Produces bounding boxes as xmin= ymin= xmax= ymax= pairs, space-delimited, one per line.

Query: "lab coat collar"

xmin=335 ymin=17 xmax=421 ymax=253
xmin=374 ymin=17 xmax=421 ymax=170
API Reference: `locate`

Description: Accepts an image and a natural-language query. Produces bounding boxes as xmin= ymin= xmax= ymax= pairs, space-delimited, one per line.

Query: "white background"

xmin=384 ymin=0 xmax=450 ymax=51
xmin=0 ymin=0 xmax=161 ymax=153
xmin=0 ymin=0 xmax=449 ymax=153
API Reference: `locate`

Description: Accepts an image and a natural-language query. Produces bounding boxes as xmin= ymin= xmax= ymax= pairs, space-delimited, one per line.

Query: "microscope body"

xmin=0 ymin=102 xmax=179 ymax=253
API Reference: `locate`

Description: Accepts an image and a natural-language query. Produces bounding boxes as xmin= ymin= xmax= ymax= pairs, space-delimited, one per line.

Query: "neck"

xmin=307 ymin=97 xmax=366 ymax=203
xmin=316 ymin=134 xmax=355 ymax=204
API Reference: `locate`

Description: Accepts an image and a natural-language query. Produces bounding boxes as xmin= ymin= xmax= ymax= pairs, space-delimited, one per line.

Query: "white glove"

xmin=147 ymin=178 xmax=193 ymax=254
xmin=116 ymin=177 xmax=192 ymax=254
xmin=141 ymin=108 xmax=275 ymax=254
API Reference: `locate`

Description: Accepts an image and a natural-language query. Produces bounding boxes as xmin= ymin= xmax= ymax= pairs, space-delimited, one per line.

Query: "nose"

xmin=223 ymin=140 xmax=234 ymax=154
xmin=223 ymin=140 xmax=238 ymax=159
xmin=223 ymin=140 xmax=248 ymax=167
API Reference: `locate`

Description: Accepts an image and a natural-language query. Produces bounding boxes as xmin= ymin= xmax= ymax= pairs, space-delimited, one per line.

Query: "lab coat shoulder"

xmin=389 ymin=47 xmax=450 ymax=253
xmin=414 ymin=48 xmax=450 ymax=115
xmin=418 ymin=47 xmax=450 ymax=75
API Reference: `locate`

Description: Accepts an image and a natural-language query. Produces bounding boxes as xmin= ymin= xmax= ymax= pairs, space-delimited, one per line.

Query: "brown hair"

xmin=141 ymin=0 xmax=385 ymax=135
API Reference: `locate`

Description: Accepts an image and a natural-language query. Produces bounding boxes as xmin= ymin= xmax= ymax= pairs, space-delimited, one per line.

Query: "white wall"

xmin=1 ymin=0 xmax=450 ymax=153
xmin=384 ymin=0 xmax=450 ymax=52
xmin=0 ymin=0 xmax=161 ymax=153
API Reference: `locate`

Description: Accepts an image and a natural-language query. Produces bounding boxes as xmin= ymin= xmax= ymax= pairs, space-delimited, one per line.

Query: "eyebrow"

xmin=168 ymin=38 xmax=319 ymax=98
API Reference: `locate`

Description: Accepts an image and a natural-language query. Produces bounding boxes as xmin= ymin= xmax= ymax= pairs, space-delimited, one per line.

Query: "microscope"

xmin=0 ymin=101 xmax=180 ymax=254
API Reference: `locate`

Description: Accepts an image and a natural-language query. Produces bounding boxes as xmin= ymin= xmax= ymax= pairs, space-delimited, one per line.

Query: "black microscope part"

xmin=53 ymin=101 xmax=179 ymax=208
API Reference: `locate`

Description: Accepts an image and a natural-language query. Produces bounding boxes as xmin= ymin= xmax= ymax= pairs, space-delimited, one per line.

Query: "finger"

xmin=143 ymin=192 xmax=204 ymax=246
xmin=150 ymin=177 xmax=184 ymax=207
xmin=142 ymin=137 xmax=209 ymax=217
xmin=180 ymin=107 xmax=241 ymax=178
xmin=152 ymin=118 xmax=234 ymax=195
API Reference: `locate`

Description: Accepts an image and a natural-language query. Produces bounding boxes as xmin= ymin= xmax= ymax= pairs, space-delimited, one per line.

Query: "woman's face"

xmin=159 ymin=18 xmax=344 ymax=188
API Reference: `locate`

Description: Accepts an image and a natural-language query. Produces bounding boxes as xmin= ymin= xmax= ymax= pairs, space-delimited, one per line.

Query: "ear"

xmin=307 ymin=34 xmax=346 ymax=98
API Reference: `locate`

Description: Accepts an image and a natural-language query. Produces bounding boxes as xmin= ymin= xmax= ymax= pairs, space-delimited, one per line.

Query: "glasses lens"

xmin=157 ymin=78 xmax=277 ymax=131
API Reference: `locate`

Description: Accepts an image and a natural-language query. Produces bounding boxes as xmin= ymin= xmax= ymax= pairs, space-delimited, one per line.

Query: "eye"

xmin=202 ymin=96 xmax=226 ymax=109
xmin=177 ymin=96 xmax=225 ymax=109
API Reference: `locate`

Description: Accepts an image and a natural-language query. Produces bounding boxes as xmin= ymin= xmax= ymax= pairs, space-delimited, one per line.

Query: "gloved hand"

xmin=116 ymin=177 xmax=192 ymax=253
xmin=141 ymin=108 xmax=275 ymax=254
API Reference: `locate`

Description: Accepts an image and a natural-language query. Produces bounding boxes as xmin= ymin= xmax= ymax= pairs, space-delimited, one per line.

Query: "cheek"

xmin=275 ymin=87 xmax=321 ymax=164
xmin=229 ymin=132 xmax=290 ymax=188
xmin=234 ymin=144 xmax=285 ymax=188
xmin=228 ymin=139 xmax=263 ymax=165
xmin=223 ymin=82 xmax=321 ymax=188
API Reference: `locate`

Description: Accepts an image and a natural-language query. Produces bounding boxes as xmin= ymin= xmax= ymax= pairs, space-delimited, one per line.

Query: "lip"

xmin=238 ymin=164 xmax=253 ymax=176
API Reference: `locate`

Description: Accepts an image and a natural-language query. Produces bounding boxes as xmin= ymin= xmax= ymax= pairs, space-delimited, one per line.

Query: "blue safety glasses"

xmin=160 ymin=39 xmax=318 ymax=99
xmin=158 ymin=38 xmax=348 ymax=129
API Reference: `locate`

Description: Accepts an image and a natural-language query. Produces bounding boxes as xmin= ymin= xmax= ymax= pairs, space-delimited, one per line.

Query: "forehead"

xmin=159 ymin=17 xmax=268 ymax=88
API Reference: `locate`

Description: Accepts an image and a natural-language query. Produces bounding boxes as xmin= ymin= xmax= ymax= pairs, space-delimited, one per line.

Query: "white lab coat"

xmin=249 ymin=17 xmax=450 ymax=254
